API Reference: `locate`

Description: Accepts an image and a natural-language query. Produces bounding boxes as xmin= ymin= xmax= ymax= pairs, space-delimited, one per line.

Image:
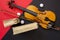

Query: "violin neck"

xmin=11 ymin=4 xmax=37 ymax=16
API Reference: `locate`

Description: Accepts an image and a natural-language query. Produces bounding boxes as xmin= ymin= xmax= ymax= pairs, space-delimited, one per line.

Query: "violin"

xmin=9 ymin=1 xmax=56 ymax=29
xmin=24 ymin=5 xmax=56 ymax=29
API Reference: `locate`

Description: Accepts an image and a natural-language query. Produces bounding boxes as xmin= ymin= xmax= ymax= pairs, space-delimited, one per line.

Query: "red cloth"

xmin=0 ymin=0 xmax=32 ymax=40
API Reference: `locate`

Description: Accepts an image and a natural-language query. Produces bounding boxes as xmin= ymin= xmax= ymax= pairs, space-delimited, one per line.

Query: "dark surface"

xmin=2 ymin=19 xmax=60 ymax=40
xmin=3 ymin=0 xmax=60 ymax=40
xmin=2 ymin=24 xmax=60 ymax=40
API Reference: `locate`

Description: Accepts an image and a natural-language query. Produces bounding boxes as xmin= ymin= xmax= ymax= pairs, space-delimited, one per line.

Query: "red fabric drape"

xmin=0 ymin=0 xmax=32 ymax=40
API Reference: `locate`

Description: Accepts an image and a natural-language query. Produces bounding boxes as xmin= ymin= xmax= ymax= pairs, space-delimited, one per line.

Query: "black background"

xmin=3 ymin=0 xmax=60 ymax=40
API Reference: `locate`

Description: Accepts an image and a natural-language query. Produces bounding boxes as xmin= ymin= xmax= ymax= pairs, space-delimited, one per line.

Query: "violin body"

xmin=24 ymin=5 xmax=56 ymax=29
